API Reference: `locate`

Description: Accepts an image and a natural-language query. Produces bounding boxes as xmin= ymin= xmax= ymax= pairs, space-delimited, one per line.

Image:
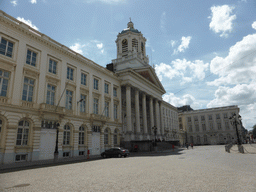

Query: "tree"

xmin=253 ymin=125 xmax=256 ymax=139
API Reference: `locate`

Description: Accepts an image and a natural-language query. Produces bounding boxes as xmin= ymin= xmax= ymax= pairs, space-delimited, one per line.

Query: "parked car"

xmin=101 ymin=147 xmax=130 ymax=158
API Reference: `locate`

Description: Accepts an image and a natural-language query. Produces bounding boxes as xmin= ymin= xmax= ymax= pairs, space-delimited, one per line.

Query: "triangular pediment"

xmin=134 ymin=67 xmax=166 ymax=93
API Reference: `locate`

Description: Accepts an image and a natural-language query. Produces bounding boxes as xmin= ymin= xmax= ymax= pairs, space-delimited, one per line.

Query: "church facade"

xmin=0 ymin=11 xmax=178 ymax=164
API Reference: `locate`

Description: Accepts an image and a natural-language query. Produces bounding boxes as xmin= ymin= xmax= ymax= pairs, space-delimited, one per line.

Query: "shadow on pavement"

xmin=0 ymin=148 xmax=185 ymax=174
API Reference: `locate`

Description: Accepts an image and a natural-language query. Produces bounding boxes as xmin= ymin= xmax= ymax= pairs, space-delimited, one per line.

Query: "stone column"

xmin=142 ymin=93 xmax=147 ymax=135
xmin=149 ymin=97 xmax=154 ymax=130
xmin=155 ymin=99 xmax=161 ymax=135
xmin=126 ymin=86 xmax=132 ymax=132
xmin=135 ymin=89 xmax=140 ymax=135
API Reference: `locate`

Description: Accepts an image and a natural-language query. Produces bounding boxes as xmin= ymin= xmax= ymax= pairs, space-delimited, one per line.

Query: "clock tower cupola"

xmin=112 ymin=19 xmax=149 ymax=71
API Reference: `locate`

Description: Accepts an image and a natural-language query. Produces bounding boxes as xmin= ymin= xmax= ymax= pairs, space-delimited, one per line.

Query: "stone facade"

xmin=178 ymin=105 xmax=244 ymax=145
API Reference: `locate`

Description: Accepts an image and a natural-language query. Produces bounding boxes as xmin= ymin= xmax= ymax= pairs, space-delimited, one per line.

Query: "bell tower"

xmin=112 ymin=19 xmax=149 ymax=72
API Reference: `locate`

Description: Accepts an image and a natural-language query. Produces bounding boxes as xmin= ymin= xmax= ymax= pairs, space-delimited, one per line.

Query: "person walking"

xmin=191 ymin=143 xmax=193 ymax=149
xmin=172 ymin=144 xmax=175 ymax=152
xmin=186 ymin=143 xmax=189 ymax=149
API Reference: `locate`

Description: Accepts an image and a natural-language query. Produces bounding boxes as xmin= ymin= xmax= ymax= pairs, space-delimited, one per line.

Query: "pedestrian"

xmin=186 ymin=142 xmax=189 ymax=149
xmin=172 ymin=144 xmax=175 ymax=151
xmin=191 ymin=143 xmax=193 ymax=149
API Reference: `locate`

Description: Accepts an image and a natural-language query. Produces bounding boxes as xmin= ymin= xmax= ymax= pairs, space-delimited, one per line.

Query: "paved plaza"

xmin=0 ymin=144 xmax=256 ymax=192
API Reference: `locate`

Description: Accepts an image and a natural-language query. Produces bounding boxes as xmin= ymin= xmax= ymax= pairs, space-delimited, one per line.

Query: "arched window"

xmin=132 ymin=38 xmax=138 ymax=52
xmin=114 ymin=129 xmax=118 ymax=145
xmin=16 ymin=120 xmax=29 ymax=146
xmin=122 ymin=39 xmax=128 ymax=57
xmin=104 ymin=129 xmax=109 ymax=145
xmin=79 ymin=126 xmax=85 ymax=145
xmin=63 ymin=124 xmax=71 ymax=145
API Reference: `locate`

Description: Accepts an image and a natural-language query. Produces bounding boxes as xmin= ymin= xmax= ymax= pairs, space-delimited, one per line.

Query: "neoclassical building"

xmin=109 ymin=20 xmax=178 ymax=144
xmin=0 ymin=11 xmax=179 ymax=164
xmin=178 ymin=105 xmax=244 ymax=145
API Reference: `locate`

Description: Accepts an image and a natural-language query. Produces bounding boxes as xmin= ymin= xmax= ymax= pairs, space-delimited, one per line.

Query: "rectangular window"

xmin=92 ymin=125 xmax=101 ymax=132
xmin=216 ymin=114 xmax=220 ymax=119
xmin=104 ymin=83 xmax=109 ymax=94
xmin=195 ymin=124 xmax=199 ymax=132
xmin=187 ymin=117 xmax=191 ymax=122
xmin=67 ymin=67 xmax=74 ymax=80
xmin=0 ymin=70 xmax=10 ymax=97
xmin=194 ymin=116 xmax=198 ymax=121
xmin=202 ymin=124 xmax=206 ymax=131
xmin=223 ymin=113 xmax=228 ymax=119
xmin=22 ymin=77 xmax=34 ymax=102
xmin=46 ymin=84 xmax=55 ymax=105
xmin=80 ymin=94 xmax=86 ymax=113
xmin=63 ymin=152 xmax=70 ymax=157
xmin=104 ymin=101 xmax=109 ymax=117
xmin=225 ymin=121 xmax=230 ymax=129
xmin=0 ymin=38 xmax=13 ymax=57
xmin=81 ymin=73 xmax=87 ymax=86
xmin=79 ymin=151 xmax=85 ymax=156
xmin=93 ymin=79 xmax=99 ymax=90
xmin=209 ymin=122 xmax=214 ymax=130
xmin=217 ymin=123 xmax=222 ymax=130
xmin=113 ymin=87 xmax=117 ymax=97
xmin=65 ymin=90 xmax=73 ymax=110
xmin=189 ymin=125 xmax=192 ymax=132
xmin=201 ymin=116 xmax=205 ymax=121
xmin=49 ymin=59 xmax=57 ymax=74
xmin=15 ymin=154 xmax=27 ymax=162
xmin=26 ymin=50 xmax=37 ymax=66
xmin=208 ymin=115 xmax=212 ymax=120
xmin=179 ymin=117 xmax=182 ymax=122
xmin=114 ymin=104 xmax=118 ymax=119
xmin=93 ymin=98 xmax=99 ymax=114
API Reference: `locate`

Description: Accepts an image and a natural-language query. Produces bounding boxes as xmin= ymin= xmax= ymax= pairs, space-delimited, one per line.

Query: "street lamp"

xmin=152 ymin=125 xmax=157 ymax=146
xmin=229 ymin=113 xmax=244 ymax=153
xmin=54 ymin=122 xmax=60 ymax=160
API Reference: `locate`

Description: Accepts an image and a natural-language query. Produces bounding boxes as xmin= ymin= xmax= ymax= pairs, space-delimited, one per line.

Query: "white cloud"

xmin=173 ymin=36 xmax=191 ymax=54
xmin=155 ymin=59 xmax=208 ymax=84
xmin=11 ymin=0 xmax=17 ymax=6
xmin=208 ymin=33 xmax=256 ymax=86
xmin=207 ymin=83 xmax=256 ymax=129
xmin=17 ymin=17 xmax=39 ymax=31
xmin=252 ymin=21 xmax=256 ymax=30
xmin=96 ymin=43 xmax=103 ymax=49
xmin=69 ymin=43 xmax=85 ymax=54
xmin=163 ymin=93 xmax=200 ymax=109
xmin=209 ymin=5 xmax=236 ymax=37
xmin=30 ymin=0 xmax=37 ymax=4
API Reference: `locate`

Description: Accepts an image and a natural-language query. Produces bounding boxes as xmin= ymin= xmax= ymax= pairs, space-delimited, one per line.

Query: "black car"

xmin=101 ymin=147 xmax=130 ymax=158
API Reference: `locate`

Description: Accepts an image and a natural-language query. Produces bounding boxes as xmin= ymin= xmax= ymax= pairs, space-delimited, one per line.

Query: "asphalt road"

xmin=0 ymin=144 xmax=256 ymax=192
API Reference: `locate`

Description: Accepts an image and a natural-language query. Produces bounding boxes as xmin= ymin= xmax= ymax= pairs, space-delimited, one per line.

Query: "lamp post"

xmin=229 ymin=113 xmax=244 ymax=153
xmin=54 ymin=122 xmax=60 ymax=160
xmin=152 ymin=125 xmax=157 ymax=146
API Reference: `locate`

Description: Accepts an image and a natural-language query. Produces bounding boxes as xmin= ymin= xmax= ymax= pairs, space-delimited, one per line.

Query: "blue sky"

xmin=1 ymin=0 xmax=256 ymax=130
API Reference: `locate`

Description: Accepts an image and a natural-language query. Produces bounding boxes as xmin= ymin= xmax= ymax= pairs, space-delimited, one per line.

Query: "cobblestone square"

xmin=0 ymin=145 xmax=255 ymax=192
